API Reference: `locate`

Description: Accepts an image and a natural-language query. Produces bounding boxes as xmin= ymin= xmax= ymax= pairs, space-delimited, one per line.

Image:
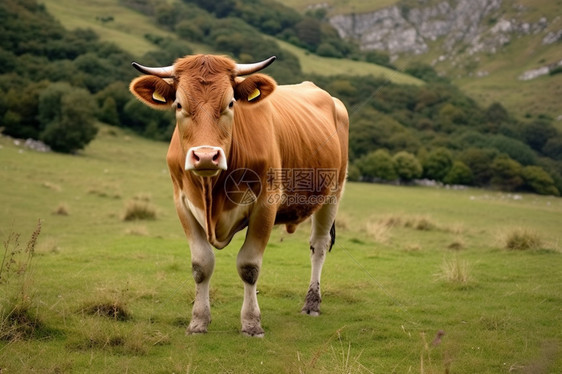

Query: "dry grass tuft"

xmin=125 ymin=225 xmax=149 ymax=236
xmin=365 ymin=221 xmax=392 ymax=243
xmin=436 ymin=256 xmax=472 ymax=286
xmin=80 ymin=299 xmax=131 ymax=321
xmin=123 ymin=200 xmax=157 ymax=221
xmin=53 ymin=203 xmax=69 ymax=216
xmin=404 ymin=215 xmax=436 ymax=231
xmin=447 ymin=237 xmax=466 ymax=250
xmin=1 ymin=221 xmax=43 ymax=342
xmin=500 ymin=228 xmax=543 ymax=250
xmin=0 ymin=304 xmax=43 ymax=341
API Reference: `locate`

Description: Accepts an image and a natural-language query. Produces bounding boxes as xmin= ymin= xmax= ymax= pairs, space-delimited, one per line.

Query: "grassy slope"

xmin=273 ymin=38 xmax=423 ymax=85
xmin=40 ymin=0 xmax=176 ymax=58
xmin=277 ymin=0 xmax=395 ymax=15
xmin=40 ymin=0 xmax=421 ymax=84
xmin=1 ymin=128 xmax=561 ymax=373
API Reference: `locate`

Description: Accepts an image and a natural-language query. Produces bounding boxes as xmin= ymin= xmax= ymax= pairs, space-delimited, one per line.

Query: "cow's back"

xmin=270 ymin=82 xmax=348 ymax=171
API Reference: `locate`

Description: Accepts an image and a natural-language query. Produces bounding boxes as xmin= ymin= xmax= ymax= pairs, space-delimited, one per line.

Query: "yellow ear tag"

xmin=248 ymin=88 xmax=261 ymax=101
xmin=152 ymin=91 xmax=166 ymax=103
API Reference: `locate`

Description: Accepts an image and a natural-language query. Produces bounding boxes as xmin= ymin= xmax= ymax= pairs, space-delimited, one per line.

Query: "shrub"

xmin=393 ymin=151 xmax=422 ymax=182
xmin=423 ymin=147 xmax=453 ymax=182
xmin=357 ymin=149 xmax=397 ymax=181
xmin=444 ymin=161 xmax=474 ymax=185
xmin=522 ymin=166 xmax=560 ymax=196
xmin=490 ymin=155 xmax=523 ymax=191
xmin=38 ymin=83 xmax=98 ymax=153
xmin=346 ymin=163 xmax=361 ymax=182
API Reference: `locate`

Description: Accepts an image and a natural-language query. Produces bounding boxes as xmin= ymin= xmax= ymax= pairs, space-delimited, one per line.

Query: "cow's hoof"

xmin=301 ymin=308 xmax=320 ymax=317
xmin=186 ymin=321 xmax=209 ymax=335
xmin=242 ymin=326 xmax=265 ymax=338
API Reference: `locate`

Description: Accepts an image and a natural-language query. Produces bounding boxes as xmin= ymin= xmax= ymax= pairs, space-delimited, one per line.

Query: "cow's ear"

xmin=129 ymin=75 xmax=175 ymax=110
xmin=234 ymin=74 xmax=276 ymax=104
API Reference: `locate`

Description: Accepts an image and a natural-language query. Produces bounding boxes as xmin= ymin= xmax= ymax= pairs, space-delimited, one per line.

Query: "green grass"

xmin=273 ymin=39 xmax=424 ymax=85
xmin=41 ymin=0 xmax=177 ymax=58
xmin=1 ymin=127 xmax=561 ymax=372
xmin=276 ymin=0 xmax=397 ymax=15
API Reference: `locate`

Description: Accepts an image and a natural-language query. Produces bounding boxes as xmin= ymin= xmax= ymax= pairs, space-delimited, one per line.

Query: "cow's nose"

xmin=192 ymin=149 xmax=221 ymax=169
xmin=185 ymin=146 xmax=228 ymax=174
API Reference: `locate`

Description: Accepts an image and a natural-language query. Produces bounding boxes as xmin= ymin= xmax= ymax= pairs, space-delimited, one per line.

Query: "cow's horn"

xmin=131 ymin=62 xmax=174 ymax=78
xmin=235 ymin=56 xmax=276 ymax=76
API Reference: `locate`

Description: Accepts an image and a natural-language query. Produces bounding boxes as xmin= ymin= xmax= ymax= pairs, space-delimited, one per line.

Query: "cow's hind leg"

xmin=302 ymin=200 xmax=338 ymax=316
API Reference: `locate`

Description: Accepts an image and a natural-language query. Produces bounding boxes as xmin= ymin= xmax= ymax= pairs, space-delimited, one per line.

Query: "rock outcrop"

xmin=329 ymin=0 xmax=559 ymax=59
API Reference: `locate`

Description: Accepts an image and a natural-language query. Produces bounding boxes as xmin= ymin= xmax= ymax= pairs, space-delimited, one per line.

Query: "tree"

xmin=459 ymin=148 xmax=497 ymax=186
xmin=347 ymin=163 xmax=361 ymax=182
xmin=357 ymin=149 xmax=397 ymax=181
xmin=393 ymin=151 xmax=422 ymax=182
xmin=490 ymin=155 xmax=523 ymax=191
xmin=521 ymin=166 xmax=559 ymax=196
xmin=99 ymin=97 xmax=119 ymax=126
xmin=444 ymin=161 xmax=473 ymax=185
xmin=423 ymin=147 xmax=453 ymax=181
xmin=38 ymin=83 xmax=98 ymax=153
xmin=521 ymin=120 xmax=558 ymax=152
xmin=542 ymin=136 xmax=562 ymax=161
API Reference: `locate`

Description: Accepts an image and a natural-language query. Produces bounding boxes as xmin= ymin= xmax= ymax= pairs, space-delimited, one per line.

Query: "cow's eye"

xmin=176 ymin=102 xmax=182 ymax=110
xmin=228 ymin=99 xmax=235 ymax=109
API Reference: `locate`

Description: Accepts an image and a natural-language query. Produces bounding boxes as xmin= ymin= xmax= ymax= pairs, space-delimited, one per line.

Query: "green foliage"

xmin=346 ymin=163 xmax=361 ymax=182
xmin=542 ymin=136 xmax=562 ymax=161
xmin=392 ymin=151 xmax=422 ymax=182
xmin=423 ymin=147 xmax=453 ymax=181
xmin=459 ymin=148 xmax=497 ymax=186
xmin=38 ymin=83 xmax=98 ymax=153
xmin=444 ymin=161 xmax=474 ymax=185
xmin=521 ymin=119 xmax=557 ymax=152
xmin=521 ymin=166 xmax=560 ymax=196
xmin=404 ymin=62 xmax=449 ymax=83
xmin=491 ymin=155 xmax=523 ymax=191
xmin=357 ymin=149 xmax=397 ymax=181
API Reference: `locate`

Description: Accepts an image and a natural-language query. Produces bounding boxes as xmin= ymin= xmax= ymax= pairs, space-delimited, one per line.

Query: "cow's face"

xmin=129 ymin=55 xmax=276 ymax=177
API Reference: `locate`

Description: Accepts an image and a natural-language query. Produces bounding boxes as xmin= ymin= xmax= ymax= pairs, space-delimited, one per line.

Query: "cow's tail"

xmin=329 ymin=221 xmax=336 ymax=252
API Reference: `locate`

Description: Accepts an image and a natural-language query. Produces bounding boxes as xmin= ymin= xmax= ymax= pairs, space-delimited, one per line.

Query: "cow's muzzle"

xmin=185 ymin=146 xmax=227 ymax=177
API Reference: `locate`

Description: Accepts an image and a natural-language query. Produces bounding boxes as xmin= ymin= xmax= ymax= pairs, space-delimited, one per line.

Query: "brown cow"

xmin=129 ymin=54 xmax=348 ymax=336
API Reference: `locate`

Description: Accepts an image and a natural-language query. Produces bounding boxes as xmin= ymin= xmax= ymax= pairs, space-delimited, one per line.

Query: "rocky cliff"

xmin=330 ymin=0 xmax=561 ymax=63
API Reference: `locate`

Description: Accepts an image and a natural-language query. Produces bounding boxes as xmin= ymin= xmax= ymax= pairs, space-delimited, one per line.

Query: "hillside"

xmin=39 ymin=0 xmax=419 ymax=84
xmin=2 ymin=0 xmax=561 ymax=196
xmin=279 ymin=0 xmax=562 ymax=119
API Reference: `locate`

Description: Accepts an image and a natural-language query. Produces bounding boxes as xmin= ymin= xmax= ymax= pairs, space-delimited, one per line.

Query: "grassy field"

xmin=1 ymin=127 xmax=561 ymax=373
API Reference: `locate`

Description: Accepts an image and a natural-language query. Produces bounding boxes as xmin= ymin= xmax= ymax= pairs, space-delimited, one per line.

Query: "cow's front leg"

xmin=174 ymin=193 xmax=215 ymax=335
xmin=187 ymin=239 xmax=215 ymax=334
xmin=237 ymin=240 xmax=265 ymax=337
